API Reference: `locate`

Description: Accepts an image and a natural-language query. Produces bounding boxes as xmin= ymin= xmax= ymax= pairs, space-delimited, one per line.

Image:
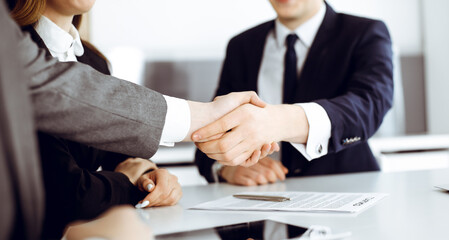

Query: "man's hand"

xmin=135 ymin=168 xmax=182 ymax=208
xmin=220 ymin=157 xmax=288 ymax=186
xmin=185 ymin=91 xmax=266 ymax=142
xmin=194 ymin=104 xmax=309 ymax=166
xmin=114 ymin=158 xmax=156 ymax=185
xmin=187 ymin=91 xmax=279 ymax=163
xmin=64 ymin=206 xmax=153 ymax=240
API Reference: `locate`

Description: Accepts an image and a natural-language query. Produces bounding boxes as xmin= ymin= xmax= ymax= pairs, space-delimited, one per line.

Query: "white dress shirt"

xmin=34 ymin=16 xmax=190 ymax=147
xmin=258 ymin=2 xmax=331 ymax=160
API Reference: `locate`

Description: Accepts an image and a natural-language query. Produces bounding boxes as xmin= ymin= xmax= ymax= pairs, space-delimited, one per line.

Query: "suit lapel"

xmin=297 ymin=3 xmax=338 ymax=101
xmin=247 ymin=21 xmax=275 ymax=92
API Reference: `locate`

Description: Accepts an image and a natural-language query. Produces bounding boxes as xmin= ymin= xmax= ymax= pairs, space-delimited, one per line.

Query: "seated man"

xmin=195 ymin=0 xmax=393 ymax=185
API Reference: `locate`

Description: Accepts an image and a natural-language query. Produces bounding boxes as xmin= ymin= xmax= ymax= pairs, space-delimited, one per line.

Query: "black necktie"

xmin=282 ymin=34 xmax=298 ymax=172
xmin=283 ymin=34 xmax=298 ymax=103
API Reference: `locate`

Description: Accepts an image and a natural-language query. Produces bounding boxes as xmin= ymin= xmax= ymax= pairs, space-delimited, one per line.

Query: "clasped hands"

xmin=115 ymin=158 xmax=182 ymax=208
xmin=191 ymin=91 xmax=308 ymax=167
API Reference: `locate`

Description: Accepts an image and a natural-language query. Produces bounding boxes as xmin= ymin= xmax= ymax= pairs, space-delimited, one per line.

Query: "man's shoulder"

xmin=335 ymin=12 xmax=388 ymax=33
xmin=228 ymin=20 xmax=274 ymax=45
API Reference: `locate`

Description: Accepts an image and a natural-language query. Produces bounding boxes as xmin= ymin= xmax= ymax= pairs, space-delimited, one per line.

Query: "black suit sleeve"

xmin=315 ymin=20 xmax=393 ymax=154
xmin=38 ymin=132 xmax=146 ymax=238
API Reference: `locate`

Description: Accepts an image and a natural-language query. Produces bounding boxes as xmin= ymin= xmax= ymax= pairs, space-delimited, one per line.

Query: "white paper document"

xmin=191 ymin=192 xmax=388 ymax=213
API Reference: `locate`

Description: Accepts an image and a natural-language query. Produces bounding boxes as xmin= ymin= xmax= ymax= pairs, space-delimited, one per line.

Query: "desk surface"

xmin=144 ymin=168 xmax=449 ymax=240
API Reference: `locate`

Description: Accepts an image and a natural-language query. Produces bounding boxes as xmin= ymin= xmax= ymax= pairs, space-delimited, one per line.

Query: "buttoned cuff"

xmin=289 ymin=102 xmax=331 ymax=161
xmin=159 ymin=95 xmax=190 ymax=146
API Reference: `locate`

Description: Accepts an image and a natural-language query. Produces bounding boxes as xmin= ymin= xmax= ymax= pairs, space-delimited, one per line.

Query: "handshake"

xmin=186 ymin=91 xmax=309 ymax=167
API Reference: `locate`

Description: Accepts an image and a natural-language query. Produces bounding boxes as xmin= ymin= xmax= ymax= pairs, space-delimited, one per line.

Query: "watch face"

xmin=156 ymin=220 xmax=307 ymax=240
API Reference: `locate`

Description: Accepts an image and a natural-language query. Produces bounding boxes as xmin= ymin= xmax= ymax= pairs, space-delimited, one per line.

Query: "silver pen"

xmin=233 ymin=194 xmax=290 ymax=202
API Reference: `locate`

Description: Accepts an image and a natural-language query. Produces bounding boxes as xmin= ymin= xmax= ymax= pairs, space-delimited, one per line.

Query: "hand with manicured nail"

xmin=114 ymin=158 xmax=157 ymax=185
xmin=135 ymin=169 xmax=182 ymax=208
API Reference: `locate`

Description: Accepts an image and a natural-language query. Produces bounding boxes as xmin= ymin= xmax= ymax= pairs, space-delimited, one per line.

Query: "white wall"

xmin=326 ymin=0 xmax=422 ymax=56
xmin=90 ymin=0 xmax=276 ymax=60
xmin=422 ymin=0 xmax=449 ymax=134
xmin=90 ymin=0 xmax=422 ymax=60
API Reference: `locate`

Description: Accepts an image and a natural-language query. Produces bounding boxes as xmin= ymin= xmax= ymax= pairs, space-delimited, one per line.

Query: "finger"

xmin=196 ymin=129 xmax=243 ymax=155
xmin=240 ymin=150 xmax=261 ymax=167
xmin=192 ymin=109 xmax=242 ymax=142
xmin=245 ymin=91 xmax=267 ymax=108
xmin=260 ymin=158 xmax=286 ymax=181
xmin=259 ymin=144 xmax=271 ymax=159
xmin=211 ymin=146 xmax=253 ymax=166
xmin=135 ymin=200 xmax=150 ymax=209
xmin=241 ymin=167 xmax=268 ymax=185
xmin=268 ymin=142 xmax=280 ymax=155
xmin=249 ymin=150 xmax=261 ymax=166
xmin=138 ymin=177 xmax=155 ymax=193
xmin=215 ymin=149 xmax=252 ymax=166
xmin=234 ymin=175 xmax=258 ymax=186
xmin=143 ymin=185 xmax=164 ymax=207
xmin=204 ymin=133 xmax=256 ymax=165
xmin=142 ymin=173 xmax=168 ymax=207
xmin=196 ymin=132 xmax=225 ymax=142
xmin=251 ymin=164 xmax=278 ymax=183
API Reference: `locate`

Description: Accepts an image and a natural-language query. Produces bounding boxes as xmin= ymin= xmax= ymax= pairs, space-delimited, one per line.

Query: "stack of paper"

xmin=191 ymin=192 xmax=387 ymax=213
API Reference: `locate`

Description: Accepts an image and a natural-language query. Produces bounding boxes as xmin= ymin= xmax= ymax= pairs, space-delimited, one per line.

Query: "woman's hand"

xmin=135 ymin=168 xmax=182 ymax=208
xmin=114 ymin=158 xmax=156 ymax=185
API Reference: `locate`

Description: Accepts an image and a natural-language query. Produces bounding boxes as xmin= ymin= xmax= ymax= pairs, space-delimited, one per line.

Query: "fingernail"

xmin=146 ymin=184 xmax=153 ymax=191
xmin=192 ymin=134 xmax=201 ymax=141
xmin=140 ymin=200 xmax=150 ymax=208
xmin=135 ymin=203 xmax=142 ymax=209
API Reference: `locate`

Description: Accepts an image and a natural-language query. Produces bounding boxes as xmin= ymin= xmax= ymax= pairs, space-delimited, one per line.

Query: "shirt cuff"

xmin=159 ymin=95 xmax=190 ymax=146
xmin=289 ymin=102 xmax=331 ymax=161
xmin=211 ymin=161 xmax=224 ymax=183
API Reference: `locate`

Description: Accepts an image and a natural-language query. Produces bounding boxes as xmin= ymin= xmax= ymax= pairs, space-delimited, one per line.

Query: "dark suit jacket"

xmin=196 ymin=3 xmax=393 ymax=182
xmin=24 ymin=26 xmax=147 ymax=239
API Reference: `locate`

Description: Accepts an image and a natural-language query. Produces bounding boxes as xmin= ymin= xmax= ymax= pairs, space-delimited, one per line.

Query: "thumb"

xmin=248 ymin=92 xmax=266 ymax=108
xmin=233 ymin=91 xmax=266 ymax=108
xmin=138 ymin=176 xmax=155 ymax=193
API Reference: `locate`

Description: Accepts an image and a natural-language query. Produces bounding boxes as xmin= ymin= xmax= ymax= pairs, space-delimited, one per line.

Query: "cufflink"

xmin=316 ymin=144 xmax=323 ymax=154
xmin=342 ymin=137 xmax=361 ymax=145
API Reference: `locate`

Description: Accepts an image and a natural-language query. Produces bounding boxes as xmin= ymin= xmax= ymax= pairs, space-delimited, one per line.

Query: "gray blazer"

xmin=12 ymin=7 xmax=168 ymax=159
xmin=1 ymin=1 xmax=44 ymax=238
xmin=1 ymin=0 xmax=168 ymax=238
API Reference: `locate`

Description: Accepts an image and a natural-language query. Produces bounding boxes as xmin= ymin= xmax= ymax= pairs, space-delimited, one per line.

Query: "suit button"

xmin=294 ymin=169 xmax=302 ymax=174
xmin=316 ymin=144 xmax=323 ymax=154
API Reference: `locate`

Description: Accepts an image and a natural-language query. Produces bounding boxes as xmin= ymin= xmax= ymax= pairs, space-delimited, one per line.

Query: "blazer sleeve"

xmin=195 ymin=37 xmax=245 ymax=182
xmin=99 ymin=151 xmax=132 ymax=171
xmin=38 ymin=132 xmax=146 ymax=236
xmin=6 ymin=12 xmax=166 ymax=159
xmin=315 ymin=20 xmax=394 ymax=154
